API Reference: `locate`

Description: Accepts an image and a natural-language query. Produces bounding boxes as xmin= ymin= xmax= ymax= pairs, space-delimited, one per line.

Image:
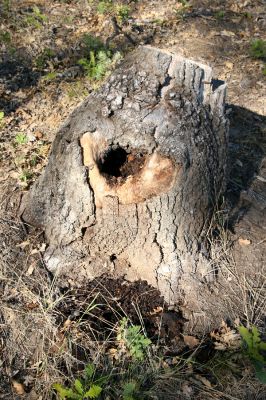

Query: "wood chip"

xmin=183 ymin=335 xmax=199 ymax=348
xmin=238 ymin=238 xmax=251 ymax=246
xmin=12 ymin=380 xmax=25 ymax=395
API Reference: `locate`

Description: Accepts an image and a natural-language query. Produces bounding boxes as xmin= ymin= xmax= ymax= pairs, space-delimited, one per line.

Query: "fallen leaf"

xmin=12 ymin=380 xmax=25 ymax=395
xmin=183 ymin=335 xmax=199 ymax=349
xmin=63 ymin=319 xmax=72 ymax=330
xmin=26 ymin=302 xmax=39 ymax=310
xmin=16 ymin=241 xmax=30 ymax=249
xmin=195 ymin=375 xmax=212 ymax=388
xmin=238 ymin=238 xmax=251 ymax=246
xmin=49 ymin=332 xmax=66 ymax=354
xmin=39 ymin=243 xmax=46 ymax=252
xmin=30 ymin=249 xmax=39 ymax=255
xmin=221 ymin=30 xmax=236 ymax=37
xmin=26 ymin=263 xmax=35 ymax=276
xmin=34 ymin=131 xmax=43 ymax=139
xmin=225 ymin=61 xmax=234 ymax=70
xmin=211 ymin=320 xmax=241 ymax=350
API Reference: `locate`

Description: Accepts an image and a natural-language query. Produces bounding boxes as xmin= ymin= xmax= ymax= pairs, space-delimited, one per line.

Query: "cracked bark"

xmin=21 ymin=46 xmax=228 ymax=313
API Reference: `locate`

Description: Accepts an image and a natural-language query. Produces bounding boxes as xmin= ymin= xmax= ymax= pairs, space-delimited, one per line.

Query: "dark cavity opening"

xmin=97 ymin=145 xmax=147 ymax=182
xmin=98 ymin=146 xmax=128 ymax=177
xmin=110 ymin=254 xmax=117 ymax=262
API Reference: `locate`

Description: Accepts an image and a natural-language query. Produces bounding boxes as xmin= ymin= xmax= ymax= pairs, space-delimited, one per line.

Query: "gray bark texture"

xmin=21 ymin=46 xmax=228 ymax=310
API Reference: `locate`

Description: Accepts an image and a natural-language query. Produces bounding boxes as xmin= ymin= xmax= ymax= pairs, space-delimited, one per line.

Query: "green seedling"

xmin=243 ymin=12 xmax=252 ymax=19
xmin=0 ymin=31 xmax=11 ymax=44
xmin=82 ymin=34 xmax=105 ymax=52
xmin=97 ymin=0 xmax=112 ymax=15
xmin=215 ymin=10 xmax=225 ymax=20
xmin=32 ymin=5 xmax=48 ymax=22
xmin=42 ymin=72 xmax=57 ymax=81
xmin=122 ymin=380 xmax=139 ymax=400
xmin=15 ymin=133 xmax=28 ymax=145
xmin=53 ymin=363 xmax=105 ymax=399
xmin=250 ymin=39 xmax=266 ymax=60
xmin=116 ymin=5 xmax=131 ymax=23
xmin=3 ymin=0 xmax=10 ymax=13
xmin=0 ymin=111 xmax=4 ymax=128
xmin=24 ymin=5 xmax=48 ymax=28
xmin=117 ymin=318 xmax=151 ymax=361
xmin=174 ymin=0 xmax=190 ymax=19
xmin=238 ymin=325 xmax=266 ymax=383
xmin=95 ymin=1 xmax=131 ymax=22
xmin=35 ymin=48 xmax=55 ymax=69
xmin=19 ymin=170 xmax=33 ymax=184
xmin=78 ymin=49 xmax=119 ymax=81
xmin=177 ymin=0 xmax=188 ymax=5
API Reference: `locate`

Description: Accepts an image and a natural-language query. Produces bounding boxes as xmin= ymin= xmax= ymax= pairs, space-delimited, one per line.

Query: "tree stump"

xmin=21 ymin=46 xmax=228 ymax=309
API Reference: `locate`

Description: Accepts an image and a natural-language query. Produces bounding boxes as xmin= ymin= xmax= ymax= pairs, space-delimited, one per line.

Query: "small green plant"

xmin=82 ymin=34 xmax=105 ymax=52
xmin=122 ymin=380 xmax=139 ymax=400
xmin=174 ymin=0 xmax=190 ymax=19
xmin=15 ymin=133 xmax=28 ymax=145
xmin=24 ymin=5 xmax=48 ymax=28
xmin=0 ymin=111 xmax=4 ymax=128
xmin=243 ymin=11 xmax=252 ymax=19
xmin=32 ymin=5 xmax=48 ymax=23
xmin=116 ymin=5 xmax=131 ymax=23
xmin=0 ymin=30 xmax=11 ymax=44
xmin=97 ymin=0 xmax=112 ymax=14
xmin=19 ymin=170 xmax=33 ymax=184
xmin=238 ymin=325 xmax=266 ymax=383
xmin=3 ymin=0 xmax=10 ymax=13
xmin=95 ymin=1 xmax=131 ymax=22
xmin=53 ymin=363 xmax=104 ymax=399
xmin=215 ymin=10 xmax=225 ymax=20
xmin=78 ymin=50 xmax=120 ymax=81
xmin=250 ymin=39 xmax=266 ymax=60
xmin=117 ymin=318 xmax=151 ymax=361
xmin=42 ymin=72 xmax=57 ymax=82
xmin=35 ymin=48 xmax=55 ymax=69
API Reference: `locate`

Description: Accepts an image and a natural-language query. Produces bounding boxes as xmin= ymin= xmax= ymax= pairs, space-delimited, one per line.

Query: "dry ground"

xmin=0 ymin=0 xmax=266 ymax=399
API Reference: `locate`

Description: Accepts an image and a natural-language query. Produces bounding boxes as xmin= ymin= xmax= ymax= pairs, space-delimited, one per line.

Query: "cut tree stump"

xmin=21 ymin=46 xmax=228 ymax=311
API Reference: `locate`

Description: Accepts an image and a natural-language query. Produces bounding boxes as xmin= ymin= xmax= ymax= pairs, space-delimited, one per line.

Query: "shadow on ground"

xmin=226 ymin=104 xmax=266 ymax=230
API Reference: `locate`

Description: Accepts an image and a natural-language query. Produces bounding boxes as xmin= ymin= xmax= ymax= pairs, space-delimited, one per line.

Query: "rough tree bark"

xmin=21 ymin=46 xmax=228 ymax=311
